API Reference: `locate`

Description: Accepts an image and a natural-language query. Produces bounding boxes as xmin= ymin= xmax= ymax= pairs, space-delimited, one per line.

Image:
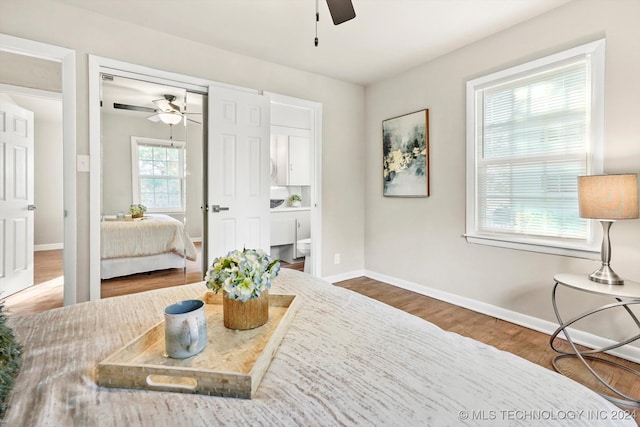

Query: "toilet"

xmin=296 ymin=238 xmax=312 ymax=273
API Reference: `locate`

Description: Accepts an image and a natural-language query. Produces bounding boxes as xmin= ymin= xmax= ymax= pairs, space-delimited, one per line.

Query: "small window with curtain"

xmin=465 ymin=39 xmax=605 ymax=257
xmin=131 ymin=136 xmax=186 ymax=213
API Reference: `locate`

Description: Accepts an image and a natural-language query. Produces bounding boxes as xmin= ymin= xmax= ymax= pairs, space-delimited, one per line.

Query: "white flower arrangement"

xmin=205 ymin=248 xmax=280 ymax=302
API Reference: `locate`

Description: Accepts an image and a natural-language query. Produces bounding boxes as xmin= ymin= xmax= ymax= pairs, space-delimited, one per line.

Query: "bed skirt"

xmin=101 ymin=252 xmax=187 ymax=279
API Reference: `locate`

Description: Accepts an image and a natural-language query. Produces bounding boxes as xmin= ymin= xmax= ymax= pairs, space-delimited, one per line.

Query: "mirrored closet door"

xmin=99 ymin=75 xmax=204 ymax=297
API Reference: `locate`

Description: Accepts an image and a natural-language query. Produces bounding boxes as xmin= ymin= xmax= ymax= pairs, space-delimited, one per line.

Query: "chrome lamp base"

xmin=589 ymin=265 xmax=624 ymax=285
xmin=589 ymin=220 xmax=625 ymax=285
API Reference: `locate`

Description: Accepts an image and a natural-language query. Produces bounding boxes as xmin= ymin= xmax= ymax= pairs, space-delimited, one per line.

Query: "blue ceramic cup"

xmin=164 ymin=299 xmax=207 ymax=359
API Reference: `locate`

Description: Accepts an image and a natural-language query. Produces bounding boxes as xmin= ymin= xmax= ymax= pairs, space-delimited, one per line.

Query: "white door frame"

xmin=0 ymin=34 xmax=77 ymax=306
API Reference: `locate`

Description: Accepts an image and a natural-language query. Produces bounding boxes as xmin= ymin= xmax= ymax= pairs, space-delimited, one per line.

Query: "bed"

xmin=101 ymin=213 xmax=198 ymax=279
xmin=4 ymin=269 xmax=635 ymax=426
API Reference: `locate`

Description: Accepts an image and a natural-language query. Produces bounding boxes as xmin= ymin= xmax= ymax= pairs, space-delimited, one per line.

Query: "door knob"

xmin=211 ymin=205 xmax=230 ymax=213
xmin=27 ymin=204 xmax=37 ymax=211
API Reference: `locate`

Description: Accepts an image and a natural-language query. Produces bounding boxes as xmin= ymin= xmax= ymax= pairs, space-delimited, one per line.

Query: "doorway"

xmin=0 ymin=34 xmax=76 ymax=308
xmin=266 ymin=92 xmax=322 ymax=276
xmin=0 ymin=87 xmax=63 ymax=301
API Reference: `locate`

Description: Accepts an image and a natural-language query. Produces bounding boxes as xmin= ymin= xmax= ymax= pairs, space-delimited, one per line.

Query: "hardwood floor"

xmin=335 ymin=276 xmax=640 ymax=416
xmin=3 ymin=254 xmax=638 ymax=415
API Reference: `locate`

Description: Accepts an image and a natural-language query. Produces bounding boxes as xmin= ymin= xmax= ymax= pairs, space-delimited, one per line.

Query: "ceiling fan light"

xmin=157 ymin=112 xmax=182 ymax=125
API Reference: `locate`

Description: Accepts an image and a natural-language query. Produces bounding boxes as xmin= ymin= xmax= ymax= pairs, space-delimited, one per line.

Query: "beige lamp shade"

xmin=578 ymin=174 xmax=639 ymax=220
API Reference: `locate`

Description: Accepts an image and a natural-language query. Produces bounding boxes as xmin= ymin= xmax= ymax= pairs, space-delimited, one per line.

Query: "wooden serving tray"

xmin=97 ymin=292 xmax=298 ymax=399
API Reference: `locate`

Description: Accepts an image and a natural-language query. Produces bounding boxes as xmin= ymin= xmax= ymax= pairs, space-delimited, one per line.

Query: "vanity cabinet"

xmin=270 ymin=209 xmax=310 ymax=262
xmin=271 ymin=127 xmax=311 ymax=186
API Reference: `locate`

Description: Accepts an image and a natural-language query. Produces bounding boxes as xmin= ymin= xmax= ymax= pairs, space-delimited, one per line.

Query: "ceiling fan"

xmin=326 ymin=0 xmax=356 ymax=25
xmin=113 ymin=94 xmax=201 ymax=125
xmin=315 ymin=0 xmax=356 ymax=46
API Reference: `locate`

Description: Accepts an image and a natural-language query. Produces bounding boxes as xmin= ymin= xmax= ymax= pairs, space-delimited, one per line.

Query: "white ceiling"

xmin=55 ymin=0 xmax=571 ymax=86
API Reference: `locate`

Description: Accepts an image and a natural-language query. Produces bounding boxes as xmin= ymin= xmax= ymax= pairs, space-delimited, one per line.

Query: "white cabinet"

xmin=270 ymin=209 xmax=310 ymax=262
xmin=271 ymin=127 xmax=311 ymax=186
xmin=270 ymin=217 xmax=296 ymax=246
xmin=288 ymin=136 xmax=311 ymax=186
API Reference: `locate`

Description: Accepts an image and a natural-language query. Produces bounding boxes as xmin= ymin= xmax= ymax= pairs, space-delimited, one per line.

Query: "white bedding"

xmin=100 ymin=214 xmax=198 ymax=279
xmin=101 ymin=214 xmax=197 ymax=261
xmin=5 ymin=269 xmax=635 ymax=426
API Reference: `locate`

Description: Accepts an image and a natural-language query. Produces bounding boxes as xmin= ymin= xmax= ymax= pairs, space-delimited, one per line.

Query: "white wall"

xmin=34 ymin=116 xmax=64 ymax=247
xmin=365 ymin=0 xmax=640 ymax=347
xmin=0 ymin=50 xmax=61 ymax=92
xmin=0 ymin=0 xmax=365 ymax=300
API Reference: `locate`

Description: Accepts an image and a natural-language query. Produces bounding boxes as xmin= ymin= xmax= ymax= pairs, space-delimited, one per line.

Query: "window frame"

xmin=465 ymin=39 xmax=606 ymax=258
xmin=131 ymin=136 xmax=186 ymax=214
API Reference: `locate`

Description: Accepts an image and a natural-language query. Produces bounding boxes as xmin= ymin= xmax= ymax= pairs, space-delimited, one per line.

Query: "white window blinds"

xmin=466 ymin=40 xmax=605 ymax=257
xmin=131 ymin=137 xmax=186 ymax=213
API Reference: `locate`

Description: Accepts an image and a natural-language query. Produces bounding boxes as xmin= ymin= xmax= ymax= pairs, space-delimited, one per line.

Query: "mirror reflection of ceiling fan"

xmin=113 ymin=94 xmax=201 ymax=125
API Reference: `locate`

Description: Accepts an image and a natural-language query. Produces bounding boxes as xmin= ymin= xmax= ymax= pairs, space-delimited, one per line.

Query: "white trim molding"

xmin=35 ymin=243 xmax=64 ymax=251
xmin=323 ymin=269 xmax=366 ymax=284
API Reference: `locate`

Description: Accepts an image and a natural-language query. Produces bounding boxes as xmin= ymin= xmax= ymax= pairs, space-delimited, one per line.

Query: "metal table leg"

xmin=550 ymin=281 xmax=640 ymax=408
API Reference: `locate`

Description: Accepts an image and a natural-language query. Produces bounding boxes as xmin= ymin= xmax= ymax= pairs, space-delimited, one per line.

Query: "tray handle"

xmin=146 ymin=374 xmax=198 ymax=392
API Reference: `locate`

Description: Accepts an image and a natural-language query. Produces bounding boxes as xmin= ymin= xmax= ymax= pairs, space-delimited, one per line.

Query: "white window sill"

xmin=464 ymin=234 xmax=600 ymax=260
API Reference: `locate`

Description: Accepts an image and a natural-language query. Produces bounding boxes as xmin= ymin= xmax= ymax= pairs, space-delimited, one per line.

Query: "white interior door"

xmin=0 ymin=101 xmax=35 ymax=298
xmin=207 ymin=86 xmax=270 ymax=262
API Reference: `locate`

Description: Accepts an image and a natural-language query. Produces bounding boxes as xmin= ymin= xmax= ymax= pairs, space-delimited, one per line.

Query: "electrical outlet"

xmin=334 ymin=253 xmax=340 ymax=264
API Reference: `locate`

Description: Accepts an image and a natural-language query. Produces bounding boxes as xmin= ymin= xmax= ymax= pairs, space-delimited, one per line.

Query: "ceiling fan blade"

xmin=147 ymin=114 xmax=162 ymax=122
xmin=326 ymin=0 xmax=355 ymax=25
xmin=114 ymin=103 xmax=156 ymax=113
xmin=187 ymin=117 xmax=202 ymax=125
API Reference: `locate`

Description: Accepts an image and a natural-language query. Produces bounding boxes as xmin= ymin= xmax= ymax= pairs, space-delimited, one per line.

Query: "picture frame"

xmin=382 ymin=109 xmax=430 ymax=197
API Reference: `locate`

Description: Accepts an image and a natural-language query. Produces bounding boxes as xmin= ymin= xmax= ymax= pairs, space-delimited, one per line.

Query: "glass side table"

xmin=550 ymin=273 xmax=640 ymax=408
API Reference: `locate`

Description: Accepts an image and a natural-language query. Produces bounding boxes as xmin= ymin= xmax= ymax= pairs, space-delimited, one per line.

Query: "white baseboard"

xmin=322 ymin=269 xmax=365 ymax=284
xmin=363 ymin=269 xmax=640 ymax=364
xmin=35 ymin=243 xmax=64 ymax=251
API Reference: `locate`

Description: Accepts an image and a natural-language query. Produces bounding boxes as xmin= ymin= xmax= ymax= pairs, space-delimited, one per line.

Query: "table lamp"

xmin=578 ymin=174 xmax=639 ymax=285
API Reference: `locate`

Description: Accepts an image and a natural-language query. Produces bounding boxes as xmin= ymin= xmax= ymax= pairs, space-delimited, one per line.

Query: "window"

xmin=466 ymin=40 xmax=605 ymax=257
xmin=131 ymin=137 xmax=186 ymax=213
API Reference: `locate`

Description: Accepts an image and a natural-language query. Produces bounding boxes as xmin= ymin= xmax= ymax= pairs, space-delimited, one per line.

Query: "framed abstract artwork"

xmin=382 ymin=109 xmax=430 ymax=197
